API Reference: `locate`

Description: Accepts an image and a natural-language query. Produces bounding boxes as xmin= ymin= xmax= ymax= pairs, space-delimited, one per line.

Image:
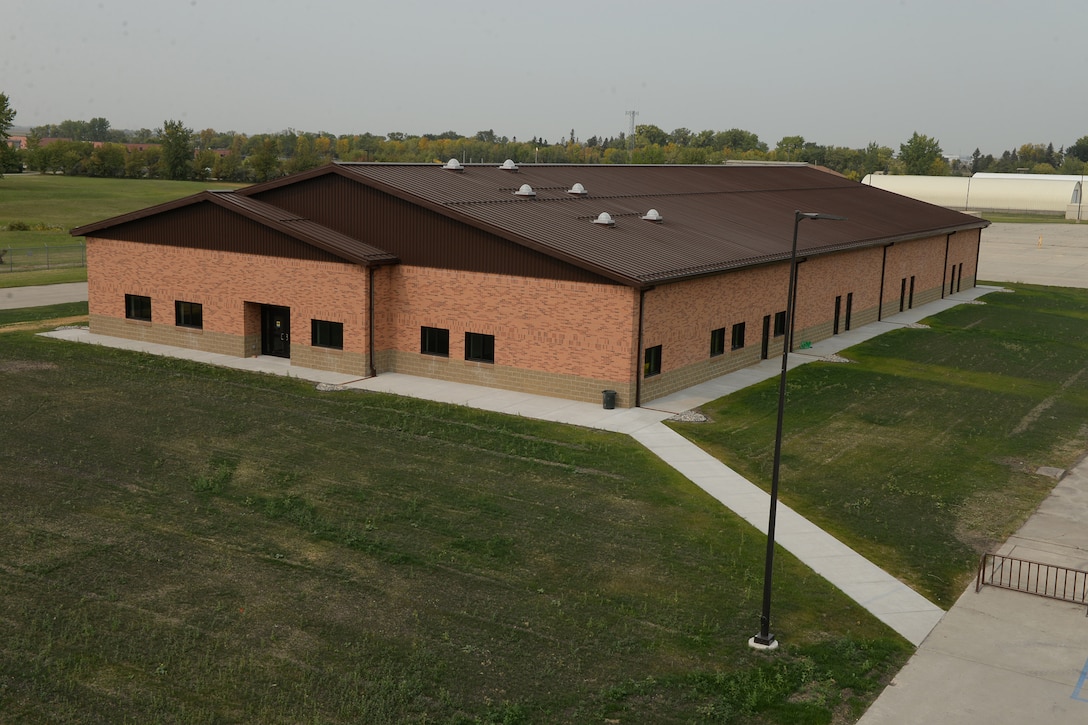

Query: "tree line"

xmin=4 ymin=99 xmax=1088 ymax=183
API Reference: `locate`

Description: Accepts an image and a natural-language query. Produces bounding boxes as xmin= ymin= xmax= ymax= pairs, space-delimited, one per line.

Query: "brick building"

xmin=71 ymin=163 xmax=988 ymax=407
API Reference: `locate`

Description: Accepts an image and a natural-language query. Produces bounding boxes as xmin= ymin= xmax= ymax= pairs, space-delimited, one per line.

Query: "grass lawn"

xmin=980 ymin=212 xmax=1078 ymax=224
xmin=0 ymin=174 xmax=245 ymax=231
xmin=0 ymin=175 xmax=244 ymax=286
xmin=0 ymin=326 xmax=908 ymax=724
xmin=0 ymin=301 xmax=87 ymax=328
xmin=0 ymin=268 xmax=87 ymax=288
xmin=670 ymin=283 xmax=1088 ymax=606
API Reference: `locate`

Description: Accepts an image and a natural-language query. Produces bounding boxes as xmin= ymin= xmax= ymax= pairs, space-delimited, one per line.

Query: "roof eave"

xmin=635 ymin=221 xmax=989 ymax=286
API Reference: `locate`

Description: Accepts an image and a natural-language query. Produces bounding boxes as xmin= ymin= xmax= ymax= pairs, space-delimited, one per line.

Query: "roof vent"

xmin=514 ymin=183 xmax=536 ymax=197
xmin=567 ymin=182 xmax=587 ymax=196
xmin=443 ymin=158 xmax=464 ymax=172
xmin=499 ymin=159 xmax=519 ymax=171
xmin=593 ymin=212 xmax=615 ymax=226
xmin=642 ymin=208 xmax=663 ymax=223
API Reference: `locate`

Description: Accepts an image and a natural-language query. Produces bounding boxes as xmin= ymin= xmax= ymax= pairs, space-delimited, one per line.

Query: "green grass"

xmin=980 ymin=212 xmax=1076 ymax=224
xmin=0 ymin=173 xmax=246 ymax=231
xmin=0 ymin=301 xmax=87 ymax=327
xmin=0 ymin=175 xmax=243 ymax=286
xmin=670 ymin=284 xmax=1088 ymax=606
xmin=0 ymin=268 xmax=87 ymax=288
xmin=0 ymin=330 xmax=908 ymax=724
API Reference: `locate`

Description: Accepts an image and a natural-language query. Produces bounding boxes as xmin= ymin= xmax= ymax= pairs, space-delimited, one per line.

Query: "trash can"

xmin=602 ymin=390 xmax=617 ymax=410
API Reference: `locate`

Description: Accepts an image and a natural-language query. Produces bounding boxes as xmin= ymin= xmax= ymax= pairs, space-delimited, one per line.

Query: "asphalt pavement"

xmin=0 ymin=281 xmax=87 ymax=309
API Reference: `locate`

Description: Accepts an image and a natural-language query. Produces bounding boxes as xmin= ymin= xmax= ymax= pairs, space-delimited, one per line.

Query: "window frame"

xmin=731 ymin=322 xmax=746 ymax=350
xmin=773 ymin=310 xmax=787 ymax=337
xmin=125 ymin=293 xmax=152 ymax=322
xmin=421 ymin=326 xmax=450 ymax=357
xmin=174 ymin=300 xmax=203 ymax=329
xmin=311 ymin=319 xmax=344 ymax=350
xmin=464 ymin=331 xmax=495 ymax=363
xmin=644 ymin=344 xmax=662 ymax=377
xmin=710 ymin=327 xmax=726 ymax=357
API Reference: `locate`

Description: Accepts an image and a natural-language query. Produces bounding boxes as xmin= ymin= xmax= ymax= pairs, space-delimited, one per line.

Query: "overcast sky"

xmin=3 ymin=0 xmax=1082 ymax=157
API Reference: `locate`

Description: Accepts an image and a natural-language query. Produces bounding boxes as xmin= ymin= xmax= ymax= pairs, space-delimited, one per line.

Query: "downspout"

xmin=368 ymin=265 xmax=377 ymax=378
xmin=878 ymin=244 xmax=891 ymax=321
xmin=635 ymin=287 xmax=648 ymax=408
xmin=941 ymin=233 xmax=951 ymax=299
xmin=973 ymin=229 xmax=982 ymax=289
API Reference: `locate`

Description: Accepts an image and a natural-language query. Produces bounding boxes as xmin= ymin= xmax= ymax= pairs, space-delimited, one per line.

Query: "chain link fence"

xmin=0 ymin=244 xmax=86 ymax=272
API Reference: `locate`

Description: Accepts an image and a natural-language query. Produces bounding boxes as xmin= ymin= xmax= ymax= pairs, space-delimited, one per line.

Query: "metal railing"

xmin=976 ymin=552 xmax=1088 ymax=610
xmin=0 ymin=243 xmax=86 ymax=272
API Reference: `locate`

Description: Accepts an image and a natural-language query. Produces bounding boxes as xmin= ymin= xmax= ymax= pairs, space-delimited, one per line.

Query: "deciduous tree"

xmin=898 ymin=132 xmax=946 ymax=175
xmin=157 ymin=119 xmax=194 ymax=180
xmin=0 ymin=92 xmax=15 ymax=178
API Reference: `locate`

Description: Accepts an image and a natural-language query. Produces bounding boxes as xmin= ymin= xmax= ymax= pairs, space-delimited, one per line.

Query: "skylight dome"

xmin=515 ymin=183 xmax=536 ymax=197
xmin=642 ymin=209 xmax=663 ymax=222
xmin=499 ymin=159 xmax=519 ymax=171
xmin=443 ymin=158 xmax=464 ymax=171
xmin=567 ymin=182 xmax=587 ymax=196
xmin=593 ymin=212 xmax=615 ymax=226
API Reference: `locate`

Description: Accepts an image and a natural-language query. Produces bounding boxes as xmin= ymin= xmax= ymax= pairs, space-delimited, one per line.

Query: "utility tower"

xmin=626 ymin=110 xmax=638 ymax=155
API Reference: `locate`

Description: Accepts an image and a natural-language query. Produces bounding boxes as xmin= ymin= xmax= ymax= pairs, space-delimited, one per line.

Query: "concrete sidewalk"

xmin=858 ymin=455 xmax=1088 ymax=724
xmin=39 ymin=286 xmax=994 ymax=646
xmin=0 ymin=282 xmax=87 ymax=310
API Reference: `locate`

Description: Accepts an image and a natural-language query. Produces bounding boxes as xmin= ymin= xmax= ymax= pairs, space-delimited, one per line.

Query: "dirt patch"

xmin=0 ymin=316 xmax=88 ymax=334
xmin=1010 ymin=366 xmax=1087 ymax=435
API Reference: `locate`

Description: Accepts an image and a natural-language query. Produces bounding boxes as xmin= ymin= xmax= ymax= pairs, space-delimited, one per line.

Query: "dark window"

xmin=710 ymin=327 xmax=726 ymax=357
xmin=957 ymin=263 xmax=963 ymax=292
xmin=465 ymin=332 xmax=494 ymax=363
xmin=731 ymin=322 xmax=746 ymax=350
xmin=125 ymin=294 xmax=151 ymax=321
xmin=311 ymin=319 xmax=344 ymax=349
xmin=845 ymin=292 xmax=853 ymax=331
xmin=909 ymin=275 xmax=916 ymax=309
xmin=644 ymin=345 xmax=662 ymax=377
xmin=773 ymin=310 xmax=787 ymax=337
xmin=900 ymin=278 xmax=907 ymax=312
xmin=421 ymin=326 xmax=450 ymax=356
xmin=174 ymin=300 xmax=203 ymax=329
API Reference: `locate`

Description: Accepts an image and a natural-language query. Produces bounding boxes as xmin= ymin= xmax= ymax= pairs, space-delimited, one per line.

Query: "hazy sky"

xmin=4 ymin=0 xmax=1082 ymax=157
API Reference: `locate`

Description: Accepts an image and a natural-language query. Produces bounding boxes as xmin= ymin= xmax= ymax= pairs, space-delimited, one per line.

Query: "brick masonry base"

xmin=377 ymin=349 xmax=636 ymax=408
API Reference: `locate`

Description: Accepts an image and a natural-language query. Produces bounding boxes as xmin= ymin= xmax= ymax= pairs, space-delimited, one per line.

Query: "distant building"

xmin=72 ymin=163 xmax=987 ymax=407
xmin=863 ymin=172 xmax=1087 ymax=220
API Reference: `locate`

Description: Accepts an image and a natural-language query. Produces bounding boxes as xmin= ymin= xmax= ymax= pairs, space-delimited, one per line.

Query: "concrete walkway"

xmin=0 ymin=281 xmax=87 ymax=310
xmin=39 ymin=286 xmax=994 ymax=646
xmin=858 ymin=455 xmax=1088 ymax=724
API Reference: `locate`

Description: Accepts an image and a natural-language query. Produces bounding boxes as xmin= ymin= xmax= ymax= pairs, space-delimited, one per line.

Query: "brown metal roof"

xmin=71 ymin=190 xmax=398 ymax=267
xmin=76 ymin=163 xmax=988 ymax=288
xmin=321 ymin=163 xmax=988 ymax=286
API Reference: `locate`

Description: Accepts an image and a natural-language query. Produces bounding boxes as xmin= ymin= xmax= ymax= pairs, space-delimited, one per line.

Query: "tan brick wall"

xmin=371 ymin=265 xmax=640 ymax=404
xmin=875 ymin=230 xmax=981 ymax=316
xmin=640 ymin=244 xmax=887 ymax=402
xmin=638 ymin=232 xmax=978 ymax=404
xmin=383 ymin=349 xmax=637 ymax=407
xmin=87 ymin=237 xmax=371 ymax=372
xmin=88 ymin=313 xmax=247 ymax=356
xmin=86 ymin=228 xmax=980 ymax=409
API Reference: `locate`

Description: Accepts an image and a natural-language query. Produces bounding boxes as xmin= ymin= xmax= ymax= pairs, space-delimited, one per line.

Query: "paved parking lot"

xmin=979 ymin=222 xmax=1088 ymax=288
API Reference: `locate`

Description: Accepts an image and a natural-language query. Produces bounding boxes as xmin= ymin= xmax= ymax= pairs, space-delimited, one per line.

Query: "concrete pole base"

xmin=748 ymin=635 xmax=780 ymax=651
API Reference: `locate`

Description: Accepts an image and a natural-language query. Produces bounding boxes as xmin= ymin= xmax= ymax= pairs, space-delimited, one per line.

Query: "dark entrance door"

xmin=261 ymin=305 xmax=291 ymax=358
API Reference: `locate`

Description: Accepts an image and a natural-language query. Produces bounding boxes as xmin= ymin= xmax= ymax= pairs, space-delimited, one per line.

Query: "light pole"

xmin=750 ymin=210 xmax=846 ymax=651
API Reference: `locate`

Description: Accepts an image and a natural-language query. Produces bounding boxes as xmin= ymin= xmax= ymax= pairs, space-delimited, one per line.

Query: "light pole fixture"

xmin=750 ymin=210 xmax=846 ymax=651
